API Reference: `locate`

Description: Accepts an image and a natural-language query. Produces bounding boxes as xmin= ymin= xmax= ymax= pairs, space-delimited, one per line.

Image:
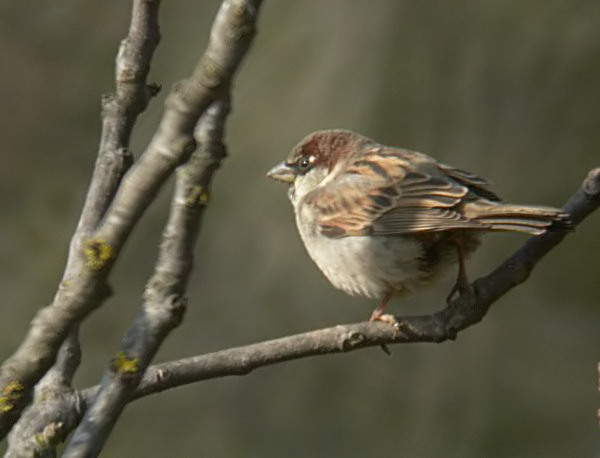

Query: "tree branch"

xmin=0 ymin=0 xmax=263 ymax=439
xmin=5 ymin=332 xmax=83 ymax=457
xmin=0 ymin=0 xmax=162 ymax=439
xmin=63 ymin=98 xmax=231 ymax=457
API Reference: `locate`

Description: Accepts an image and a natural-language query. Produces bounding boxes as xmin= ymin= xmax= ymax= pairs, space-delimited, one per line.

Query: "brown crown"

xmin=291 ymin=129 xmax=370 ymax=171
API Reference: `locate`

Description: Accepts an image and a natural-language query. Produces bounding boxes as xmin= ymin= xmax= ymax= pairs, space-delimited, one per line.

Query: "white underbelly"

xmin=297 ymin=222 xmax=428 ymax=299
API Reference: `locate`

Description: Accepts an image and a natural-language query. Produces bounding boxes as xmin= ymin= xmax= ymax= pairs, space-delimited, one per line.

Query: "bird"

xmin=267 ymin=129 xmax=570 ymax=323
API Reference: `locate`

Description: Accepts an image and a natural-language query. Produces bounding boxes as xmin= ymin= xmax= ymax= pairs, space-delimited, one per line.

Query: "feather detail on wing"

xmin=302 ymin=147 xmax=570 ymax=238
xmin=303 ymin=149 xmax=489 ymax=237
xmin=436 ymin=164 xmax=501 ymax=202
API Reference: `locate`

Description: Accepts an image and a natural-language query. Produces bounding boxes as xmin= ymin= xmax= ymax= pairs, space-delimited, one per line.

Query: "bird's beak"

xmin=267 ymin=161 xmax=296 ymax=184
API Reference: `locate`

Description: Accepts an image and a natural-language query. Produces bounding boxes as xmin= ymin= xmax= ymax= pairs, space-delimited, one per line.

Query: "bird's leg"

xmin=369 ymin=291 xmax=400 ymax=356
xmin=446 ymin=239 xmax=470 ymax=304
xmin=370 ymin=291 xmax=394 ymax=321
xmin=370 ymin=291 xmax=401 ymax=332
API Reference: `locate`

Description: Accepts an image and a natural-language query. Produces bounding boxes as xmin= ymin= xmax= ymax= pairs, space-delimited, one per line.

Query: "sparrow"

xmin=267 ymin=130 xmax=570 ymax=323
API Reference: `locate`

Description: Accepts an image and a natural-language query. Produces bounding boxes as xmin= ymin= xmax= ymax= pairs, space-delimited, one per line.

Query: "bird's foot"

xmin=370 ymin=311 xmax=402 ymax=332
xmin=446 ymin=282 xmax=473 ymax=304
xmin=369 ymin=312 xmax=401 ymax=357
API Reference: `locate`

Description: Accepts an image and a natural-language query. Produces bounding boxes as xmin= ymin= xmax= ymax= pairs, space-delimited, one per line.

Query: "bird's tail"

xmin=464 ymin=201 xmax=572 ymax=235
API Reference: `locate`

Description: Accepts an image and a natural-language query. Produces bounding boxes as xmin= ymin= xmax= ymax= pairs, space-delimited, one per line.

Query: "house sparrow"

xmin=267 ymin=130 xmax=570 ymax=322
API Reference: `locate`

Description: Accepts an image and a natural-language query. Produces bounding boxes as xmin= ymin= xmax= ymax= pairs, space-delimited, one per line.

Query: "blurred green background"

xmin=1 ymin=1 xmax=599 ymax=456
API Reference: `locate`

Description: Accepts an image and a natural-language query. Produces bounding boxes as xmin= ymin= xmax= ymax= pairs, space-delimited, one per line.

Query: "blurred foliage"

xmin=0 ymin=0 xmax=599 ymax=456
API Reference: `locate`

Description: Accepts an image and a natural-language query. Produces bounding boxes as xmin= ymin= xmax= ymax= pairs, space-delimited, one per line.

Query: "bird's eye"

xmin=297 ymin=155 xmax=315 ymax=173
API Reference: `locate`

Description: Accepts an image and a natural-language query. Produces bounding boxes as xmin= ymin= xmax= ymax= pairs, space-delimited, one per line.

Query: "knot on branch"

xmin=583 ymin=167 xmax=600 ymax=198
xmin=341 ymin=330 xmax=367 ymax=350
xmin=144 ymin=82 xmax=162 ymax=101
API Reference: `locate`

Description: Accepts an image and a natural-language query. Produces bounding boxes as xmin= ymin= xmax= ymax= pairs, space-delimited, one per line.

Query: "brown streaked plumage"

xmin=268 ymin=130 xmax=571 ymax=322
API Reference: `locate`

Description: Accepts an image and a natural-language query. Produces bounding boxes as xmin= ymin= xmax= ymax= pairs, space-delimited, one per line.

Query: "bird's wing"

xmin=303 ymin=148 xmax=493 ymax=238
xmin=437 ymin=163 xmax=501 ymax=202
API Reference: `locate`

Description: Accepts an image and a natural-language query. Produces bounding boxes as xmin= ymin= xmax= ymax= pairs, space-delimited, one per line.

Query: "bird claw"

xmin=370 ymin=312 xmax=402 ymax=332
xmin=370 ymin=312 xmax=401 ymax=356
xmin=446 ymin=282 xmax=473 ymax=304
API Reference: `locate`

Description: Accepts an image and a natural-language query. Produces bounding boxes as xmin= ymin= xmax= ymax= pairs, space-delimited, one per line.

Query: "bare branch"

xmin=0 ymin=0 xmax=263 ymax=438
xmin=1 ymin=0 xmax=264 ymax=441
xmin=63 ymin=99 xmax=231 ymax=457
xmin=67 ymin=0 xmax=161 ymax=249
xmin=5 ymin=332 xmax=83 ymax=457
xmin=0 ymin=0 xmax=162 ymax=438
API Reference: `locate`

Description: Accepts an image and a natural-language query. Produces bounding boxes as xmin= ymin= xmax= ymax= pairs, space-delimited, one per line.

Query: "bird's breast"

xmin=295 ymin=210 xmax=428 ymax=299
